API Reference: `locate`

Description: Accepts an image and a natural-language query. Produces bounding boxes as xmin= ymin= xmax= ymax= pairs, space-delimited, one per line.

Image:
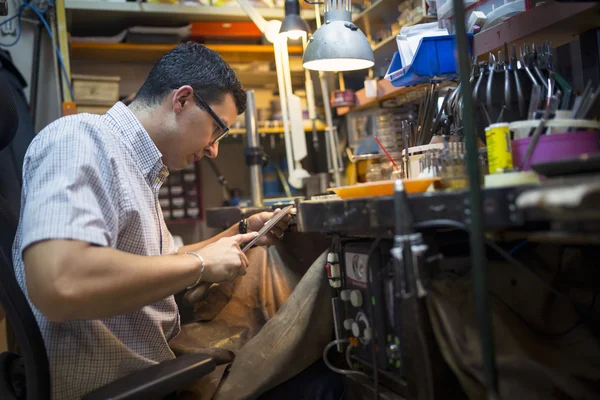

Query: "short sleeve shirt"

xmin=12 ymin=102 xmax=180 ymax=400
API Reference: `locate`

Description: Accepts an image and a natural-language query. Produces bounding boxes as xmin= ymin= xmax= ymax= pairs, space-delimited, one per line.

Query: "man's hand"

xmin=247 ymin=208 xmax=292 ymax=246
xmin=196 ymin=232 xmax=258 ymax=283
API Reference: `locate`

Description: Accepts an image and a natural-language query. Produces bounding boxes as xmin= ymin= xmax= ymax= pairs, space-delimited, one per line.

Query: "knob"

xmin=387 ymin=343 xmax=401 ymax=360
xmin=340 ymin=289 xmax=351 ymax=301
xmin=363 ymin=327 xmax=373 ymax=342
xmin=350 ymin=290 xmax=363 ymax=307
xmin=343 ymin=319 xmax=354 ymax=331
xmin=351 ymin=321 xmax=361 ymax=338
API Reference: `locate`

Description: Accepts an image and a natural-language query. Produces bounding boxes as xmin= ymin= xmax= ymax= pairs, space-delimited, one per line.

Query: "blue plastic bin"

xmin=385 ymin=34 xmax=473 ymax=87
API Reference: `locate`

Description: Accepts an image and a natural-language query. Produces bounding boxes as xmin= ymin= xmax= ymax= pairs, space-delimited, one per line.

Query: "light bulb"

xmin=303 ymin=58 xmax=374 ymax=72
xmin=283 ymin=30 xmax=305 ymax=40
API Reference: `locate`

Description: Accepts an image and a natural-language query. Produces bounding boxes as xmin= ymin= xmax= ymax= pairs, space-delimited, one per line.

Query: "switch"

xmin=343 ymin=319 xmax=354 ymax=331
xmin=340 ymin=289 xmax=351 ymax=301
xmin=350 ymin=290 xmax=363 ymax=307
xmin=387 ymin=343 xmax=401 ymax=360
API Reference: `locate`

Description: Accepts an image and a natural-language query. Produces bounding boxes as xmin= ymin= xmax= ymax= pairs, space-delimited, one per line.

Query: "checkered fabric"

xmin=12 ymin=102 xmax=180 ymax=400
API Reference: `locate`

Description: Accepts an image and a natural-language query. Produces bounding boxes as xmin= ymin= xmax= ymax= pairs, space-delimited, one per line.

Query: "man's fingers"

xmin=238 ymin=251 xmax=250 ymax=275
xmin=232 ymin=231 xmax=259 ymax=245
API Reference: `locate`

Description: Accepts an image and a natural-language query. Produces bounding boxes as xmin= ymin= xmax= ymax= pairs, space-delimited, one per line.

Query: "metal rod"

xmin=245 ymin=90 xmax=263 ymax=207
xmin=274 ymin=38 xmax=295 ymax=179
xmin=320 ymin=73 xmax=342 ymax=187
xmin=452 ymin=0 xmax=499 ymax=397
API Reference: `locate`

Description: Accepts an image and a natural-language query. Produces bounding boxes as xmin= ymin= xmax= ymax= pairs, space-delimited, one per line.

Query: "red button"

xmin=325 ymin=263 xmax=332 ymax=277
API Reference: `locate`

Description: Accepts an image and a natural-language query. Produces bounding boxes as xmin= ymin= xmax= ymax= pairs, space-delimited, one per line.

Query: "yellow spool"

xmin=485 ymin=123 xmax=513 ymax=174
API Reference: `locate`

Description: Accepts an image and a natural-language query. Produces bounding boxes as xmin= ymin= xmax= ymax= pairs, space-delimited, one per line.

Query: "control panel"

xmin=339 ymin=240 xmax=405 ymax=374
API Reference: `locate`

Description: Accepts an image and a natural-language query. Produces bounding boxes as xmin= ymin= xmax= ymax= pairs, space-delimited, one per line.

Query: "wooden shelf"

xmin=70 ymin=42 xmax=303 ymax=64
xmin=337 ymin=79 xmax=427 ymax=116
xmin=353 ymin=0 xmax=400 ymax=24
xmin=473 ymin=1 xmax=600 ymax=57
xmin=65 ymin=0 xmax=315 ymax=36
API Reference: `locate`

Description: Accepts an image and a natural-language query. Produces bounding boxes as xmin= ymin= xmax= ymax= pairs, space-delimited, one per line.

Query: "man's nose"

xmin=204 ymin=142 xmax=219 ymax=158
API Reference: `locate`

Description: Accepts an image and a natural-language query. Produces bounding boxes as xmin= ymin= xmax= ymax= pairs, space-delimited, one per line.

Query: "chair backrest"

xmin=0 ymin=70 xmax=51 ymax=399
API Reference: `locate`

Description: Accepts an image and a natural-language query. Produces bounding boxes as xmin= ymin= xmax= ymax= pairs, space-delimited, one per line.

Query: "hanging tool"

xmin=528 ymin=84 xmax=542 ymax=120
xmin=520 ymin=45 xmax=540 ymax=90
xmin=431 ymin=89 xmax=453 ymax=139
xmin=473 ymin=62 xmax=487 ymax=104
xmin=511 ymin=44 xmax=525 ymax=118
xmin=486 ymin=53 xmax=495 ymax=110
xmin=521 ymin=96 xmax=559 ymax=170
xmin=531 ymin=44 xmax=549 ymax=101
xmin=501 ymin=48 xmax=511 ymax=111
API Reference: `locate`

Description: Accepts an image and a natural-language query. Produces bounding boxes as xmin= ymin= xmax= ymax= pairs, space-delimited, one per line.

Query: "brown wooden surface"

xmin=70 ymin=42 xmax=304 ymax=64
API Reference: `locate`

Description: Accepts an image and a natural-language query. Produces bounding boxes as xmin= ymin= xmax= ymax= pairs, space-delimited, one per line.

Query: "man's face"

xmin=165 ymin=86 xmax=237 ymax=170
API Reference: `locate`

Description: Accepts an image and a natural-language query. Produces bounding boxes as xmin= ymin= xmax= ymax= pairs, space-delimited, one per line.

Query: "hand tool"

xmin=521 ymin=96 xmax=559 ymax=170
xmin=528 ymin=84 xmax=542 ymax=120
xmin=486 ymin=53 xmax=495 ymax=110
xmin=242 ymin=205 xmax=293 ymax=252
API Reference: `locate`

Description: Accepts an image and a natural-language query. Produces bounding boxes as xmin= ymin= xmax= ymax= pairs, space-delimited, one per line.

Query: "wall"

xmin=0 ymin=2 xmax=62 ymax=132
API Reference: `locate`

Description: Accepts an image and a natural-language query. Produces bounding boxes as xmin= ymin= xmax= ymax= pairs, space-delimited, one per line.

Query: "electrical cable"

xmin=345 ymin=342 xmax=355 ymax=370
xmin=323 ymin=339 xmax=368 ymax=378
xmin=26 ymin=2 xmax=74 ymax=101
xmin=0 ymin=0 xmax=74 ymax=101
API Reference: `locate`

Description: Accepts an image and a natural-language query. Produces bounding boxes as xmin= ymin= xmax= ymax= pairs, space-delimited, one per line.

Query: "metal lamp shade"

xmin=303 ymin=14 xmax=374 ymax=71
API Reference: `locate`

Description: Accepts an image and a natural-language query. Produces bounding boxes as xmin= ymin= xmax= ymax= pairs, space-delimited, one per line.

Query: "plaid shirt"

xmin=12 ymin=102 xmax=180 ymax=400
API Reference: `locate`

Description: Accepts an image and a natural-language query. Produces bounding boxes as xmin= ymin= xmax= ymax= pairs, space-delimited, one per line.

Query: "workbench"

xmin=205 ymin=175 xmax=600 ymax=243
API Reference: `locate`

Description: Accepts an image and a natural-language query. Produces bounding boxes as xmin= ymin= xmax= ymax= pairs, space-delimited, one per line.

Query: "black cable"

xmin=366 ymin=238 xmax=382 ymax=400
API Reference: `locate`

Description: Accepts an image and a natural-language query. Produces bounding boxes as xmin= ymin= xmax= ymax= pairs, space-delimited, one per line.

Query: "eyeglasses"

xmin=192 ymin=91 xmax=230 ymax=145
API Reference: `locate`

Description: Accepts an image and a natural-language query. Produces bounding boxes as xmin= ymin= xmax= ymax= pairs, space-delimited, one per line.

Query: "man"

xmin=12 ymin=42 xmax=292 ymax=399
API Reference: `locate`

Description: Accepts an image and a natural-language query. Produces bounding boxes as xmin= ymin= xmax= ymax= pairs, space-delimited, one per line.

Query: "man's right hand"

xmin=196 ymin=232 xmax=258 ymax=283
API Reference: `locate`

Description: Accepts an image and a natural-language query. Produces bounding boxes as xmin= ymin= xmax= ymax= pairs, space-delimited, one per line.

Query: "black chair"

xmin=0 ymin=72 xmax=215 ymax=399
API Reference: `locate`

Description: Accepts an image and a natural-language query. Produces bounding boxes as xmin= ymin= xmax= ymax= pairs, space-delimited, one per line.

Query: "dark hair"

xmin=133 ymin=42 xmax=246 ymax=114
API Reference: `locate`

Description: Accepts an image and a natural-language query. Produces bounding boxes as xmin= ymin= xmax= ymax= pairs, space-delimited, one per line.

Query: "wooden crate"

xmin=72 ymin=74 xmax=120 ymax=103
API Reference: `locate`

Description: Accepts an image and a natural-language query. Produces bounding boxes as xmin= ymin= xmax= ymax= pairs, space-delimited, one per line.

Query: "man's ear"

xmin=172 ymin=85 xmax=194 ymax=114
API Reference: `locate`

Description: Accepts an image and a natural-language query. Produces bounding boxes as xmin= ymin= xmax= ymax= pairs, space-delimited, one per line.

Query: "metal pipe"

xmin=319 ymin=74 xmax=342 ymax=187
xmin=245 ymin=90 xmax=263 ymax=207
xmin=452 ymin=0 xmax=499 ymax=397
xmin=274 ymin=37 xmax=295 ymax=178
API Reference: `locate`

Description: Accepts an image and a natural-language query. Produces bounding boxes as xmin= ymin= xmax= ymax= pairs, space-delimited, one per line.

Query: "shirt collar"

xmin=103 ymin=102 xmax=166 ymax=181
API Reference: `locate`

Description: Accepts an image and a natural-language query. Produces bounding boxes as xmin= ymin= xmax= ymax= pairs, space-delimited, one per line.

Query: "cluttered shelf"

xmin=337 ymin=79 xmax=428 ymax=116
xmin=65 ymin=0 xmax=315 ymax=35
xmin=69 ymin=42 xmax=304 ymax=64
xmin=64 ymin=0 xmax=316 ymax=19
xmin=228 ymin=120 xmax=327 ymax=135
xmin=352 ymin=0 xmax=401 ymax=23
xmin=472 ymin=1 xmax=600 ymax=57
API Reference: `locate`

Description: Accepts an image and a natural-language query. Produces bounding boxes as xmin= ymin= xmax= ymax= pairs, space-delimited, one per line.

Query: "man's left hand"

xmin=246 ymin=208 xmax=292 ymax=246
